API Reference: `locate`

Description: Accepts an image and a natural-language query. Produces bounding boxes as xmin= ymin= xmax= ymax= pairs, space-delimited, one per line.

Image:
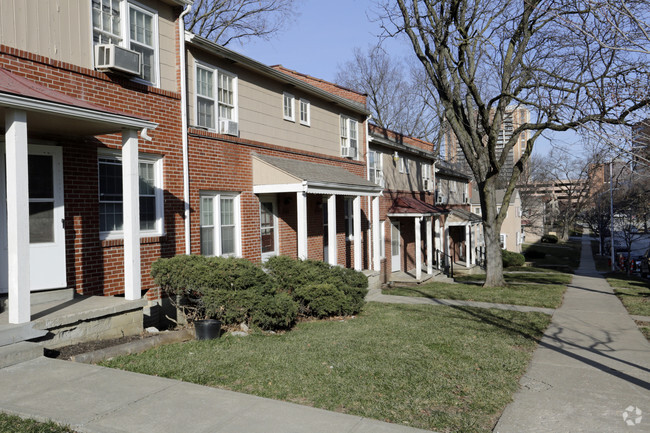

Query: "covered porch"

xmin=0 ymin=68 xmax=157 ymax=327
xmin=444 ymin=208 xmax=483 ymax=270
xmin=252 ymin=154 xmax=383 ymax=269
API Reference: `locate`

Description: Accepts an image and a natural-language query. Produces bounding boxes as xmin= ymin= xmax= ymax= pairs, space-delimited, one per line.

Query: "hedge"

xmin=502 ymin=250 xmax=525 ymax=267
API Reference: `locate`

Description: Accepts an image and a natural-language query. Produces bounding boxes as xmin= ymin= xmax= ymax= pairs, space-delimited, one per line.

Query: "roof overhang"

xmin=252 ymin=154 xmax=383 ymax=197
xmin=445 ymin=208 xmax=482 ymax=226
xmin=387 ymin=196 xmax=447 ymax=218
xmin=369 ymin=132 xmax=436 ymax=160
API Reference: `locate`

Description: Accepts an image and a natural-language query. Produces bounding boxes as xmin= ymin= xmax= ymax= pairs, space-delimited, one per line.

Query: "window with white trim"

xmin=344 ymin=198 xmax=354 ymax=241
xmin=200 ymin=192 xmax=241 ymax=257
xmin=369 ymin=150 xmax=384 ymax=186
xmin=340 ymin=116 xmax=358 ymax=159
xmin=283 ymin=92 xmax=295 ymax=121
xmin=194 ymin=62 xmax=238 ymax=130
xmin=516 ymin=231 xmax=521 ymax=246
xmin=98 ymin=152 xmax=163 ymax=238
xmin=92 ymin=0 xmax=159 ymax=86
xmin=399 ymin=156 xmax=410 ymax=174
xmin=299 ymin=99 xmax=310 ymax=126
xmin=422 ymin=162 xmax=432 ymax=190
xmin=500 ymin=233 xmax=507 ymax=249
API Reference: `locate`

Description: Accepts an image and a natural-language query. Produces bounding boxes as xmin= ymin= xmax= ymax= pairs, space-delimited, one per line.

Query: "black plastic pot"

xmin=194 ymin=319 xmax=222 ymax=340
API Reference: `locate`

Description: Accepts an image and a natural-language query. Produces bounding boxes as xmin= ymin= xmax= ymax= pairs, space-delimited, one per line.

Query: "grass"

xmin=522 ymin=240 xmax=582 ymax=270
xmin=101 ymin=303 xmax=551 ymax=433
xmin=605 ymin=272 xmax=650 ymax=317
xmin=0 ymin=413 xmax=75 ymax=433
xmin=383 ymin=282 xmax=567 ymax=309
xmin=454 ymin=272 xmax=572 ymax=285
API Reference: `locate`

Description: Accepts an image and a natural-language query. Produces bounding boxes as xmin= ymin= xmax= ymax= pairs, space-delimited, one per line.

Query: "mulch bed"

xmin=44 ymin=333 xmax=159 ymax=361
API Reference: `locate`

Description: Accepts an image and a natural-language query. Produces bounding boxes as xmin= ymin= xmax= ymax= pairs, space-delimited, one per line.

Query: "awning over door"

xmin=252 ymin=154 xmax=383 ymax=197
xmin=387 ymin=196 xmax=447 ymax=218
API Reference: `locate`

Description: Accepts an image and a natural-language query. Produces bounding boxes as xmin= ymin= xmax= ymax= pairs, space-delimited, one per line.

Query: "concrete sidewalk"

xmin=0 ymin=356 xmax=432 ymax=433
xmin=494 ymin=236 xmax=650 ymax=432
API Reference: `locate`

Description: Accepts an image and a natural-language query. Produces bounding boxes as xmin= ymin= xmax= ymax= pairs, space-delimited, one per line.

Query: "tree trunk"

xmin=483 ymin=221 xmax=506 ymax=287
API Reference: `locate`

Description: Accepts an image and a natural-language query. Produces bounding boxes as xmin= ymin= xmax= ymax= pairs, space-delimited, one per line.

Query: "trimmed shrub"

xmin=249 ymin=293 xmax=298 ymax=330
xmin=294 ymin=283 xmax=348 ymax=317
xmin=541 ymin=234 xmax=559 ymax=243
xmin=502 ymin=250 xmax=525 ymax=267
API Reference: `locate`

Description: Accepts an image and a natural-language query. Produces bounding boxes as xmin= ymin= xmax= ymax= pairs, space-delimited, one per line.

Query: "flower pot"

xmin=194 ymin=319 xmax=221 ymax=340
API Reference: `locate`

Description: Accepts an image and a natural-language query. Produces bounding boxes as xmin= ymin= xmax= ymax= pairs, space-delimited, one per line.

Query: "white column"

xmin=435 ymin=218 xmax=441 ymax=268
xmin=297 ymin=191 xmax=308 ymax=260
xmin=415 ymin=216 xmax=422 ymax=280
xmin=372 ymin=196 xmax=380 ymax=271
xmin=426 ymin=217 xmax=433 ymax=275
xmin=465 ymin=224 xmax=471 ymax=267
xmin=6 ymin=110 xmax=30 ymax=324
xmin=122 ymin=129 xmax=141 ymax=300
xmin=444 ymin=224 xmax=450 ymax=264
xmin=327 ymin=194 xmax=337 ymax=265
xmin=353 ymin=195 xmax=362 ymax=270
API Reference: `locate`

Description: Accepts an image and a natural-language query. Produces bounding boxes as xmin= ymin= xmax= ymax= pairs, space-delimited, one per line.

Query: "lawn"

xmin=605 ymin=272 xmax=650 ymax=317
xmin=0 ymin=413 xmax=75 ymax=433
xmin=101 ymin=303 xmax=551 ymax=433
xmin=522 ymin=241 xmax=582 ymax=270
xmin=383 ymin=282 xmax=567 ymax=309
xmin=454 ymin=272 xmax=572 ymax=285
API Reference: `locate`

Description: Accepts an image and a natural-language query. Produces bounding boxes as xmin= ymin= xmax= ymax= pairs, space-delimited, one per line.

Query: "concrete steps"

xmin=0 ymin=341 xmax=42 ymax=368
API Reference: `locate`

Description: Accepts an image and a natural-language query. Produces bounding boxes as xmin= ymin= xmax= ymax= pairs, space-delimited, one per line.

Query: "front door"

xmin=0 ymin=144 xmax=67 ymax=293
xmin=391 ymin=220 xmax=401 ymax=272
xmin=259 ymin=196 xmax=278 ymax=261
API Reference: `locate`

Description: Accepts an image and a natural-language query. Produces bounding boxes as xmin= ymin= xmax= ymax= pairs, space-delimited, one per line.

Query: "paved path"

xmin=494 ymin=236 xmax=650 ymax=432
xmin=0 ymin=356 xmax=432 ymax=433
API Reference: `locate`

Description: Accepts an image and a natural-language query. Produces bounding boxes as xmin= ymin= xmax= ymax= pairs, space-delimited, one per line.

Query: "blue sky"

xmin=231 ymin=0 xmax=572 ymax=156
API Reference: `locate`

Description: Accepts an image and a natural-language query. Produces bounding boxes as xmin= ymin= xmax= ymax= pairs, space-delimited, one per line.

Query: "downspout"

xmin=179 ymin=4 xmax=192 ymax=255
xmin=365 ymin=115 xmax=372 ymax=269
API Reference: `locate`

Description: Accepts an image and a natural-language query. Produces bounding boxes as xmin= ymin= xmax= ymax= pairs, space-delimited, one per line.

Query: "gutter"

xmin=179 ymin=3 xmax=192 ymax=255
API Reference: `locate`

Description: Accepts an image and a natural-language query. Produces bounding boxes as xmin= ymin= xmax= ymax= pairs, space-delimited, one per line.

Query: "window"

xmin=340 ymin=116 xmax=358 ymax=158
xmin=195 ymin=62 xmax=238 ymax=130
xmin=92 ymin=0 xmax=159 ymax=86
xmin=422 ymin=163 xmax=432 ymax=180
xmin=369 ymin=150 xmax=384 ymax=186
xmin=344 ymin=198 xmax=354 ymax=241
xmin=516 ymin=231 xmax=521 ymax=246
xmin=200 ymin=192 xmax=241 ymax=257
xmin=399 ymin=156 xmax=409 ymax=174
xmin=283 ymin=92 xmax=295 ymax=121
xmin=299 ymin=99 xmax=310 ymax=126
xmin=500 ymin=233 xmax=507 ymax=249
xmin=98 ymin=152 xmax=163 ymax=238
xmin=380 ymin=220 xmax=386 ymax=258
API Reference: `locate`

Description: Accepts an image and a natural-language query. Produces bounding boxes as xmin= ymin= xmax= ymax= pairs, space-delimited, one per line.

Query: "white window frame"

xmin=91 ymin=0 xmax=160 ymax=87
xmin=422 ymin=162 xmax=432 ymax=181
xmin=299 ymin=98 xmax=310 ymax=126
xmin=399 ymin=156 xmax=410 ymax=174
xmin=369 ymin=150 xmax=384 ymax=186
xmin=500 ymin=233 xmax=507 ymax=249
xmin=344 ymin=197 xmax=354 ymax=241
xmin=194 ymin=61 xmax=238 ymax=130
xmin=200 ymin=192 xmax=242 ymax=257
xmin=97 ymin=149 xmax=164 ymax=240
xmin=340 ymin=115 xmax=359 ymax=159
xmin=283 ymin=92 xmax=295 ymax=122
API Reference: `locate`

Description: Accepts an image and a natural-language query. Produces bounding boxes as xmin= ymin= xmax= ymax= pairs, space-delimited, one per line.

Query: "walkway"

xmin=494 ymin=236 xmax=650 ymax=432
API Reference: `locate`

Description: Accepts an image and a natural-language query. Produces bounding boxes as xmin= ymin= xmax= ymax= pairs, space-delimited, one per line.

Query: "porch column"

xmin=122 ymin=129 xmax=141 ymax=301
xmin=372 ymin=196 xmax=380 ymax=271
xmin=6 ymin=109 xmax=30 ymax=324
xmin=353 ymin=195 xmax=362 ymax=270
xmin=327 ymin=194 xmax=337 ymax=265
xmin=415 ymin=216 xmax=422 ymax=280
xmin=465 ymin=224 xmax=471 ymax=267
xmin=444 ymin=224 xmax=450 ymax=264
xmin=426 ymin=217 xmax=433 ymax=275
xmin=297 ymin=191 xmax=308 ymax=260
xmin=434 ymin=218 xmax=441 ymax=268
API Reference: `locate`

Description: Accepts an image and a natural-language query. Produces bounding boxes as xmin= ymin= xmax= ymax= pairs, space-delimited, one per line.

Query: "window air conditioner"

xmin=219 ymin=119 xmax=239 ymax=136
xmin=423 ymin=179 xmax=431 ymax=191
xmin=341 ymin=146 xmax=356 ymax=159
xmin=436 ymin=193 xmax=445 ymax=204
xmin=94 ymin=44 xmax=141 ymax=76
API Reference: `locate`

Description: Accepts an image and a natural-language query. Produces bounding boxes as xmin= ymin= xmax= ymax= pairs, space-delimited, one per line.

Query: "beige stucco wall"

xmin=252 ymin=157 xmax=300 ymax=186
xmin=472 ymin=192 xmax=522 ymax=252
xmin=0 ymin=0 xmax=178 ymax=92
xmin=187 ymin=47 xmax=366 ymax=158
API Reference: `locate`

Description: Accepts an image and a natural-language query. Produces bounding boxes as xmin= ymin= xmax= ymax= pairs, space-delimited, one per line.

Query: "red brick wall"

xmin=271 ymin=65 xmax=367 ymax=105
xmin=0 ymin=45 xmax=184 ymax=301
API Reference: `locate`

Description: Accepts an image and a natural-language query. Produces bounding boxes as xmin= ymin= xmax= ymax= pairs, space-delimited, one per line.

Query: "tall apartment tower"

xmin=442 ymin=107 xmax=530 ymax=184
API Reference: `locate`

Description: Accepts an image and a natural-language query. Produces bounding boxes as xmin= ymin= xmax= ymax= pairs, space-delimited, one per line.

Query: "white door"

xmin=391 ymin=220 xmax=401 ymax=272
xmin=259 ymin=196 xmax=279 ymax=261
xmin=0 ymin=144 xmax=67 ymax=293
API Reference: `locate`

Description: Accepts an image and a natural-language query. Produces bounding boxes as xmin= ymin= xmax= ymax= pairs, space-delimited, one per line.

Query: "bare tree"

xmin=335 ymin=46 xmax=442 ymax=147
xmin=379 ymin=0 xmax=650 ymax=286
xmin=186 ymin=0 xmax=298 ymax=46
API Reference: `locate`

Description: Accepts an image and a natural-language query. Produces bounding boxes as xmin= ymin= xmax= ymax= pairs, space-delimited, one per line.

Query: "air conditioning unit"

xmin=219 ymin=119 xmax=239 ymax=136
xmin=341 ymin=146 xmax=356 ymax=159
xmin=436 ymin=193 xmax=446 ymax=204
xmin=423 ymin=179 xmax=431 ymax=191
xmin=94 ymin=44 xmax=141 ymax=76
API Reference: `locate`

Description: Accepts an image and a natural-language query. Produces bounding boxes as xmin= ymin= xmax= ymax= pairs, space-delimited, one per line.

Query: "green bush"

xmin=541 ymin=234 xmax=559 ymax=243
xmin=294 ymin=283 xmax=348 ymax=317
xmin=249 ymin=293 xmax=298 ymax=330
xmin=524 ymin=249 xmax=546 ymax=260
xmin=502 ymin=250 xmax=525 ymax=267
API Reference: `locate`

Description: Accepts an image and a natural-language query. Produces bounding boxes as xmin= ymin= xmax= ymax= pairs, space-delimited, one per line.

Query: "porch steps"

xmin=0 ymin=288 xmax=74 ymax=311
xmin=0 ymin=322 xmax=47 ymax=347
xmin=0 ymin=341 xmax=42 ymax=368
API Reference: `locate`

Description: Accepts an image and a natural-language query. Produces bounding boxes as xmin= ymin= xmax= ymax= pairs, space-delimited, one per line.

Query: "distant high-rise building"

xmin=442 ymin=107 xmax=530 ymax=184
